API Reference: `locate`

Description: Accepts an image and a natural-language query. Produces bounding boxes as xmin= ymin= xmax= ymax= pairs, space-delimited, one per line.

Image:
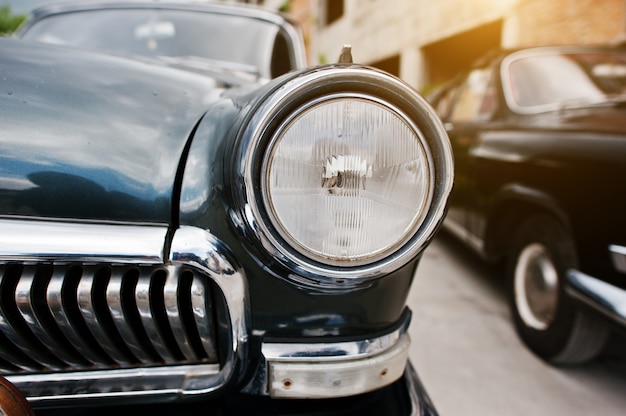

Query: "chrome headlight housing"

xmin=234 ymin=66 xmax=453 ymax=289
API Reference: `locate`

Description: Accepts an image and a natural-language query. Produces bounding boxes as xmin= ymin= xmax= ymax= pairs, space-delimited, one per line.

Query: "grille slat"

xmin=0 ymin=329 xmax=41 ymax=372
xmin=0 ymin=263 xmax=219 ymax=374
xmin=191 ymin=275 xmax=219 ymax=362
xmin=47 ymin=267 xmax=111 ymax=366
xmin=15 ymin=266 xmax=88 ymax=369
xmin=164 ymin=266 xmax=198 ymax=361
xmin=0 ymin=266 xmax=66 ymax=370
xmin=106 ymin=269 xmax=153 ymax=364
xmin=135 ymin=269 xmax=178 ymax=364
xmin=78 ymin=268 xmax=133 ymax=366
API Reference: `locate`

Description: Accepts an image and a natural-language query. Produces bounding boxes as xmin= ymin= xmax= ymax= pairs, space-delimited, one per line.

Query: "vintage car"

xmin=0 ymin=1 xmax=454 ymax=414
xmin=428 ymin=45 xmax=626 ymax=365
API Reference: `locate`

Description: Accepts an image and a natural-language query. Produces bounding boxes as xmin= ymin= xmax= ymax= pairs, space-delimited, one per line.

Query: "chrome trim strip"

xmin=441 ymin=216 xmax=485 ymax=254
xmin=609 ymin=244 xmax=626 ymax=274
xmin=0 ymin=218 xmax=167 ymax=263
xmin=566 ymin=269 xmax=626 ymax=327
xmin=9 ymin=364 xmax=221 ymax=404
xmin=262 ymin=324 xmax=407 ymax=363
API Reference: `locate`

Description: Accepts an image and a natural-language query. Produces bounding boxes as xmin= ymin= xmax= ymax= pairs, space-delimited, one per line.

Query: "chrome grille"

xmin=0 ymin=221 xmax=247 ymax=406
xmin=0 ymin=262 xmax=219 ymax=374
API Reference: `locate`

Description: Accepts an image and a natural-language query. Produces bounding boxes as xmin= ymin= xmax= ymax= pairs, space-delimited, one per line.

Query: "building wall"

xmin=288 ymin=0 xmax=315 ymax=63
xmin=309 ymin=0 xmax=626 ymax=91
xmin=504 ymin=0 xmax=624 ymax=47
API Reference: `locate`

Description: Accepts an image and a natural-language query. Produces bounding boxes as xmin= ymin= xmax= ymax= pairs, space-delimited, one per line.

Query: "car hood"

xmin=0 ymin=39 xmax=242 ymax=223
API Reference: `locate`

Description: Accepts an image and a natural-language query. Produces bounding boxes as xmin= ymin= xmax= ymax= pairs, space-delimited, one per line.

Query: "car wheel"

xmin=507 ymin=215 xmax=609 ymax=364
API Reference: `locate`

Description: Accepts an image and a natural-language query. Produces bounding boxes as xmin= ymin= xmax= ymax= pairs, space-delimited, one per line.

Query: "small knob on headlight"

xmin=338 ymin=45 xmax=353 ymax=64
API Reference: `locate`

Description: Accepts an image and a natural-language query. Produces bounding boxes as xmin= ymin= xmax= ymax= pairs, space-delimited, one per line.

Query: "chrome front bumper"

xmin=245 ymin=313 xmax=412 ymax=399
xmin=566 ymin=269 xmax=626 ymax=328
xmin=32 ymin=362 xmax=438 ymax=416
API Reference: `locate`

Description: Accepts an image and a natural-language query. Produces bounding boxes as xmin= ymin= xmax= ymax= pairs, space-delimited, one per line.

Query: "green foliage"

xmin=419 ymin=82 xmax=442 ymax=97
xmin=279 ymin=1 xmax=291 ymax=13
xmin=0 ymin=6 xmax=26 ymax=36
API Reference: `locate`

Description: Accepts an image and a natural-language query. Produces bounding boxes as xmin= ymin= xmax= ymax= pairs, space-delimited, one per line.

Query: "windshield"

xmin=502 ymin=50 xmax=626 ymax=113
xmin=20 ymin=8 xmax=295 ymax=79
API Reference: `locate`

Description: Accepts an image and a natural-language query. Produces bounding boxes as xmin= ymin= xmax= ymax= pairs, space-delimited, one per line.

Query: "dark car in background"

xmin=428 ymin=45 xmax=626 ymax=365
xmin=0 ymin=1 xmax=453 ymax=414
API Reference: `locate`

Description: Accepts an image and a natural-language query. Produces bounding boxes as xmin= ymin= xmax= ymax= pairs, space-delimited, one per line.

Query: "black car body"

xmin=429 ymin=45 xmax=626 ymax=364
xmin=0 ymin=1 xmax=453 ymax=414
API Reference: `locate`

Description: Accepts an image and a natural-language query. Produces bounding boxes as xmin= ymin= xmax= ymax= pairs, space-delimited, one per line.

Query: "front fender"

xmin=484 ymin=183 xmax=572 ymax=260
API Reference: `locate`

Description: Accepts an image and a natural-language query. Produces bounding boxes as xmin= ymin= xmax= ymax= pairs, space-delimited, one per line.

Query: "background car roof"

xmin=25 ymin=0 xmax=300 ymax=28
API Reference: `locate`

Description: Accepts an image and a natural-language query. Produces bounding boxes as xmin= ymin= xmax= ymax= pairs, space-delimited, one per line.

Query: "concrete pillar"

xmin=400 ymin=47 xmax=425 ymax=91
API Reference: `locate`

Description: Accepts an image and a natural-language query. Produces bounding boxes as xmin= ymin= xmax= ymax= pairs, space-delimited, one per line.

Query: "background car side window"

xmin=450 ymin=68 xmax=497 ymax=122
xmin=271 ymin=30 xmax=293 ymax=77
xmin=432 ymin=87 xmax=458 ymax=120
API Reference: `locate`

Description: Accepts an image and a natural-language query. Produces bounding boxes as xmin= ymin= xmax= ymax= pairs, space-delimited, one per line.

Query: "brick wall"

xmin=505 ymin=0 xmax=625 ymax=47
xmin=287 ymin=0 xmax=314 ymax=64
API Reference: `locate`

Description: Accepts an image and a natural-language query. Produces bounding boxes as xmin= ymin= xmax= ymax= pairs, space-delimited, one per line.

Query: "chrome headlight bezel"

xmin=233 ymin=65 xmax=453 ymax=289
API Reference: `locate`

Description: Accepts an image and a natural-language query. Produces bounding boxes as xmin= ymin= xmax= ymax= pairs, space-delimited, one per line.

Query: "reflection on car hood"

xmin=152 ymin=55 xmax=264 ymax=85
xmin=0 ymin=38 xmax=239 ymax=223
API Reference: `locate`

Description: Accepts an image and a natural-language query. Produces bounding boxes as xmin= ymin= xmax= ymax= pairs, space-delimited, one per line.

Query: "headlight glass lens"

xmin=263 ymin=97 xmax=431 ymax=265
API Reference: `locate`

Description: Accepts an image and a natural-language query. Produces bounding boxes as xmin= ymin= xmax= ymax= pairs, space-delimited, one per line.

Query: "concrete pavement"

xmin=407 ymin=232 xmax=626 ymax=416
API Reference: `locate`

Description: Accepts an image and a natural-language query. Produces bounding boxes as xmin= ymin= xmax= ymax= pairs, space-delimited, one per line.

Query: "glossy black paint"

xmin=0 ymin=38 xmax=229 ymax=223
xmin=429 ymin=46 xmax=626 ymax=298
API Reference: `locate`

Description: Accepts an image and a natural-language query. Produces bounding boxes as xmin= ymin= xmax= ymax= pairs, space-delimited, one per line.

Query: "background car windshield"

xmin=505 ymin=52 xmax=626 ymax=110
xmin=20 ymin=9 xmax=285 ymax=78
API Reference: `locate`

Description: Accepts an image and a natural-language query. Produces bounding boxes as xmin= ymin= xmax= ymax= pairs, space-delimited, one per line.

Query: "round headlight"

xmin=236 ymin=66 xmax=453 ymax=287
xmin=262 ymin=95 xmax=432 ymax=266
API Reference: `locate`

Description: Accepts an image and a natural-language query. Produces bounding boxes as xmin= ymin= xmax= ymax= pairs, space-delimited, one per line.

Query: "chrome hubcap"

xmin=514 ymin=243 xmax=559 ymax=330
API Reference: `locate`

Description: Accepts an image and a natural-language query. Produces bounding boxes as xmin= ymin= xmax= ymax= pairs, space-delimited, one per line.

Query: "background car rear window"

xmin=21 ymin=9 xmax=286 ymax=78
